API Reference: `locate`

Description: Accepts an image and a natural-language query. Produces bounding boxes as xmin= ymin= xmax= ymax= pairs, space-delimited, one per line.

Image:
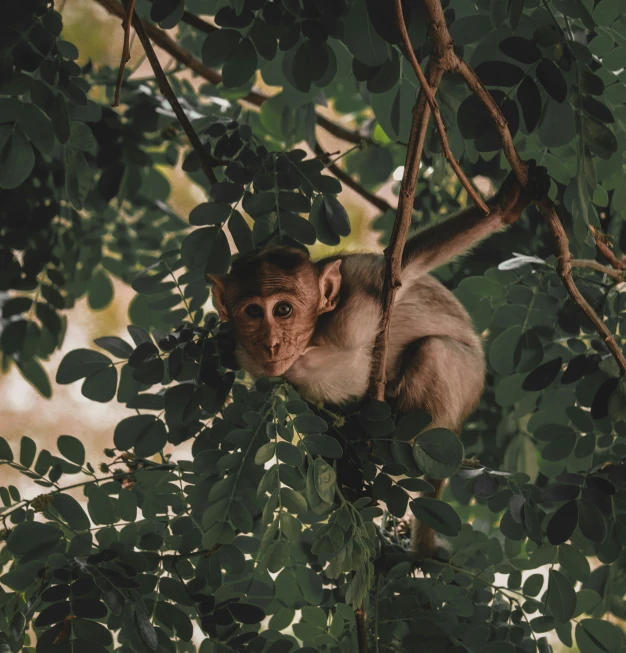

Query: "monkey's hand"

xmin=496 ymin=159 xmax=550 ymax=225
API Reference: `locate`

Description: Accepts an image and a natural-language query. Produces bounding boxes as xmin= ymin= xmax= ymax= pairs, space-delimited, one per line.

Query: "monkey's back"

xmin=284 ymin=253 xmax=485 ymax=417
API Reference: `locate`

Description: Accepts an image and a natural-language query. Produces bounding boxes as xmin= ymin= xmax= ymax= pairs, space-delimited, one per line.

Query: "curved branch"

xmin=112 ymin=0 xmax=136 ymax=107
xmin=542 ymin=205 xmax=626 ymax=375
xmin=393 ymin=0 xmax=488 ymax=214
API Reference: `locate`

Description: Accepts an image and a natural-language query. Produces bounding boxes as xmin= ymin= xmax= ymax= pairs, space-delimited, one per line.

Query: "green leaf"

xmin=313 ymin=457 xmax=336 ymax=503
xmin=0 ymin=127 xmax=34 ymax=189
xmin=546 ymin=500 xmax=579 ymax=545
xmin=52 ymin=493 xmax=90 ymax=531
xmin=255 ymin=442 xmax=276 ymax=465
xmin=293 ymin=414 xmax=328 ymax=434
xmin=222 ymin=38 xmax=258 ymax=88
xmin=559 ymin=543 xmax=590 ymax=582
xmin=65 ymin=148 xmax=91 ymax=209
xmin=576 ymin=619 xmax=623 ymax=653
xmin=548 ymin=569 xmax=576 ymax=623
xmin=69 ymin=121 xmax=95 ymax=152
xmin=81 ymin=364 xmax=118 ymax=403
xmin=57 ymin=435 xmax=85 ymax=466
xmin=202 ymin=29 xmax=241 ymax=68
xmin=412 ymin=428 xmax=464 ymax=479
xmin=17 ymin=103 xmax=55 ymax=155
xmin=6 ymin=521 xmax=62 ymax=555
xmin=135 ymin=609 xmax=158 ymax=650
xmin=88 ymin=270 xmax=114 ymax=310
xmin=56 ymin=349 xmax=112 ymax=384
xmin=204 ymin=228 xmax=231 ymax=276
xmin=86 ymin=484 xmax=116 ymax=525
xmin=276 ymin=441 xmax=303 ymax=467
xmin=0 ymin=436 xmax=14 ymax=461
xmin=343 ymin=0 xmax=389 ymax=66
xmin=410 ymin=497 xmax=462 ymax=536
xmin=93 ymin=336 xmax=133 ymax=359
xmin=16 ymin=359 xmax=52 ymax=398
xmin=51 ymin=92 xmax=70 ymax=143
xmin=19 ymin=436 xmax=36 ymax=468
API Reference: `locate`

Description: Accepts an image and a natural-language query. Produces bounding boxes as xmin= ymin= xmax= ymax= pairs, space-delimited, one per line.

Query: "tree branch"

xmin=591 ymin=226 xmax=626 ymax=271
xmin=129 ymin=8 xmax=218 ymax=186
xmin=92 ymin=0 xmax=366 ymax=146
xmin=367 ymin=2 xmax=446 ymax=401
xmin=541 ymin=205 xmax=626 ymax=374
xmin=112 ymin=0 xmax=136 ymax=107
xmin=454 ymin=60 xmax=626 ymax=376
xmin=181 ymin=10 xmax=217 ymax=34
xmin=571 ymin=258 xmax=626 ymax=280
xmin=393 ymin=0 xmax=489 ymax=214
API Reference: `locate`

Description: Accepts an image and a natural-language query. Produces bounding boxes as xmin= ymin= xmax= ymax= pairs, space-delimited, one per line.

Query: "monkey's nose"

xmin=264 ymin=343 xmax=280 ymax=358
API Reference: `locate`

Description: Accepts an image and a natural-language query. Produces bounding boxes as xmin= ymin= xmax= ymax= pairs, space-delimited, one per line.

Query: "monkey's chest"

xmin=284 ymin=345 xmax=373 ymax=404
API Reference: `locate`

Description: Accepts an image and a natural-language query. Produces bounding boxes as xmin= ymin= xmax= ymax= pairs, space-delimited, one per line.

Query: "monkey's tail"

xmin=411 ymin=477 xmax=445 ymax=558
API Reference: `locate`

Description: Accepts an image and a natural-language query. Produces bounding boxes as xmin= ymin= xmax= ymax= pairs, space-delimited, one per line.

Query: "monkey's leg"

xmin=389 ymin=336 xmax=485 ymax=558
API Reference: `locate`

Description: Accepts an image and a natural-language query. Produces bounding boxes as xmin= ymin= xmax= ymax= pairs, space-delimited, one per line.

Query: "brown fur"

xmin=210 ymin=172 xmax=533 ymax=558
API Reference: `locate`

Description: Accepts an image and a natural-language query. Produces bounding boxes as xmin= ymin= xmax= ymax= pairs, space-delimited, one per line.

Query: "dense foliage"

xmin=2 ymin=0 xmax=626 ymax=652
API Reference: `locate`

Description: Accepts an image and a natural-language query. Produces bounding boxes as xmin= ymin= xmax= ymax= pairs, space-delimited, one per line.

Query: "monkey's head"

xmin=209 ymin=247 xmax=341 ymax=377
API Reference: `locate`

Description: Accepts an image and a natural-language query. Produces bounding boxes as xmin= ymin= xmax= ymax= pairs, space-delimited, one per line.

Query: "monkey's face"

xmin=231 ymin=291 xmax=319 ymax=376
xmin=209 ymin=248 xmax=342 ymax=379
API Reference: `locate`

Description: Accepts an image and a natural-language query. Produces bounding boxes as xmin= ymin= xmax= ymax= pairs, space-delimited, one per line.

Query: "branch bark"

xmin=571 ymin=258 xmax=626 ymax=280
xmin=393 ymin=0 xmax=488 ymax=215
xmin=591 ymin=226 xmax=626 ymax=271
xmin=368 ymin=62 xmax=445 ymax=398
xmin=129 ymin=6 xmax=218 ymax=186
xmin=112 ymin=0 xmax=136 ymax=107
xmin=541 ymin=205 xmax=626 ymax=375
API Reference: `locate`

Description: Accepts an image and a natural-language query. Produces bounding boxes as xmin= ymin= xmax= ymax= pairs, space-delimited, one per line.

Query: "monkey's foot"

xmin=497 ymin=159 xmax=550 ymax=224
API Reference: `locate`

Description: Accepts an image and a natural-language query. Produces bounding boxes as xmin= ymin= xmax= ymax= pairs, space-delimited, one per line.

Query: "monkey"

xmin=209 ymin=162 xmax=548 ymax=558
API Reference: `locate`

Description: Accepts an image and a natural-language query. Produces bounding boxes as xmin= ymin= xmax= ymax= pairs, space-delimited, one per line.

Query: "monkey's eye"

xmin=245 ymin=304 xmax=263 ymax=319
xmin=273 ymin=302 xmax=292 ymax=318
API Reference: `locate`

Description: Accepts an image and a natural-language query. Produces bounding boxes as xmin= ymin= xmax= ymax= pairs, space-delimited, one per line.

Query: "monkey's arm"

xmin=401 ymin=163 xmax=548 ymax=279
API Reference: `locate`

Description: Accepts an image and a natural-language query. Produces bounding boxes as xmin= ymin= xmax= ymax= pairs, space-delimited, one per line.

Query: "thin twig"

xmin=540 ymin=205 xmax=626 ymax=375
xmin=314 ymin=144 xmax=394 ymax=215
xmin=447 ymin=11 xmax=626 ymax=378
xmin=392 ymin=0 xmax=489 ymax=214
xmin=92 ymin=0 xmax=366 ymax=146
xmin=112 ymin=0 xmax=136 ymax=107
xmin=129 ymin=12 xmax=218 ymax=185
xmin=591 ymin=226 xmax=626 ymax=270
xmin=571 ymin=259 xmax=626 ymax=280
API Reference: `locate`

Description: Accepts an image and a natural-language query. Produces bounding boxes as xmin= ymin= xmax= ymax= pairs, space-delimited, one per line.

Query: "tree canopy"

xmin=2 ymin=0 xmax=626 ymax=652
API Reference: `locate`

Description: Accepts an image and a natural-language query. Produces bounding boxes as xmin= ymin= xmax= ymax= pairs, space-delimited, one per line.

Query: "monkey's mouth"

xmin=261 ymin=354 xmax=298 ymax=375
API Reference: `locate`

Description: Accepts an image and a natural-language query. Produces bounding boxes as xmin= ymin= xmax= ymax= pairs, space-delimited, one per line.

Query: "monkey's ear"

xmin=207 ymin=275 xmax=230 ymax=321
xmin=318 ymin=260 xmax=342 ymax=314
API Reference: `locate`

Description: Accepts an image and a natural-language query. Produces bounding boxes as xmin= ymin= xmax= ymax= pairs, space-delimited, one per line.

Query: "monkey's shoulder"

xmin=316 ymin=252 xmax=384 ymax=300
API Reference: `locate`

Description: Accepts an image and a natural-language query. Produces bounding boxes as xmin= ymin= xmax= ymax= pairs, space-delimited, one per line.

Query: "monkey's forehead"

xmin=225 ymin=272 xmax=313 ymax=303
